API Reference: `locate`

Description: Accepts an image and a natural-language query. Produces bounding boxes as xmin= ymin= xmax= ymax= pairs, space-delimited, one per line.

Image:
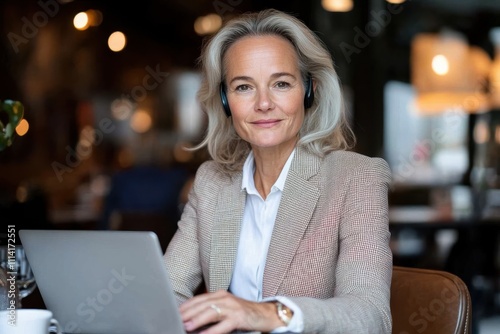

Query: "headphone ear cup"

xmin=220 ymin=83 xmax=231 ymax=117
xmin=304 ymin=75 xmax=314 ymax=109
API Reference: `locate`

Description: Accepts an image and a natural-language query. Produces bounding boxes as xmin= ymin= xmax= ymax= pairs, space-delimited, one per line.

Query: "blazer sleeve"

xmin=163 ymin=163 xmax=208 ymax=305
xmin=289 ymin=157 xmax=393 ymax=334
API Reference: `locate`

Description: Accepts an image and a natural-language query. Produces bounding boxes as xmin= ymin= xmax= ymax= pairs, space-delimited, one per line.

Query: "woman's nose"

xmin=255 ymin=88 xmax=274 ymax=112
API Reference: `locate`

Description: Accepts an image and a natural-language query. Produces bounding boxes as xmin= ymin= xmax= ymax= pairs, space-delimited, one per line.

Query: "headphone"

xmin=220 ymin=75 xmax=314 ymax=117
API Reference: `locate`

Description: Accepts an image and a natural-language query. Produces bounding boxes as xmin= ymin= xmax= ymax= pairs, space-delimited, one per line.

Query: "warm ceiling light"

xmin=130 ymin=110 xmax=152 ymax=133
xmin=73 ymin=12 xmax=89 ymax=30
xmin=411 ymin=31 xmax=490 ymax=113
xmin=321 ymin=0 xmax=353 ymax=12
xmin=194 ymin=14 xmax=222 ymax=36
xmin=432 ymin=55 xmax=449 ymax=76
xmin=386 ymin=0 xmax=406 ymax=4
xmin=108 ymin=31 xmax=126 ymax=52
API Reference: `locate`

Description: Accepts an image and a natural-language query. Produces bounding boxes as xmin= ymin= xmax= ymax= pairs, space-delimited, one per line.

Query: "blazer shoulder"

xmin=324 ymin=150 xmax=392 ymax=181
xmin=326 ymin=150 xmax=388 ymax=167
xmin=193 ymin=160 xmax=240 ymax=188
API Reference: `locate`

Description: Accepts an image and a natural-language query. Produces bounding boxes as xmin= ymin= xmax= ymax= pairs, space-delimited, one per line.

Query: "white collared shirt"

xmin=229 ymin=149 xmax=304 ymax=333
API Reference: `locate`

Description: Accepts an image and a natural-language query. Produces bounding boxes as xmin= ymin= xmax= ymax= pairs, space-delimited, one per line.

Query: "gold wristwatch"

xmin=274 ymin=301 xmax=293 ymax=326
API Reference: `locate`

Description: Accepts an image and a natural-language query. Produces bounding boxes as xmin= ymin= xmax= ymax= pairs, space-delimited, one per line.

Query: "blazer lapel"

xmin=209 ymin=172 xmax=246 ymax=292
xmin=262 ymin=147 xmax=321 ymax=297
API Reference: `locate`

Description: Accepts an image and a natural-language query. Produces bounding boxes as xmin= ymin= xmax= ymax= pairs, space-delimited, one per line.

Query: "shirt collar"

xmin=241 ymin=148 xmax=296 ymax=193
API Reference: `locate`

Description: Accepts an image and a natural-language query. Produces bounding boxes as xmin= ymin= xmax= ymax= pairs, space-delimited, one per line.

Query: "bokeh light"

xmin=130 ymin=109 xmax=152 ymax=133
xmin=108 ymin=31 xmax=127 ymax=52
xmin=194 ymin=14 xmax=222 ymax=36
xmin=432 ymin=55 xmax=449 ymax=76
xmin=15 ymin=119 xmax=29 ymax=136
xmin=321 ymin=0 xmax=353 ymax=12
xmin=73 ymin=12 xmax=89 ymax=30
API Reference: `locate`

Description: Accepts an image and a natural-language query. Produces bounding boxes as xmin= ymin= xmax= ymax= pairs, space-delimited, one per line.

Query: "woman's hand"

xmin=179 ymin=290 xmax=283 ymax=334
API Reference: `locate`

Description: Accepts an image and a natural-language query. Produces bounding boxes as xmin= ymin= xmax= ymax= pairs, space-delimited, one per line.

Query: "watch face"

xmin=276 ymin=302 xmax=293 ymax=325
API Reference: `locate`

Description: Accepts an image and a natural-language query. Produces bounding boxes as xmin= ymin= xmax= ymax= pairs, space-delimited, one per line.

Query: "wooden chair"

xmin=391 ymin=266 xmax=472 ymax=334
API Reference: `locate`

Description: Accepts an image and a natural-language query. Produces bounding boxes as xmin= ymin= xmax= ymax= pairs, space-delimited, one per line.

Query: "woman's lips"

xmin=252 ymin=119 xmax=281 ymax=128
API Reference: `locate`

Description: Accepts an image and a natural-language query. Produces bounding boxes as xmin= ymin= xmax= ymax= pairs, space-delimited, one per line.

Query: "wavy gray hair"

xmin=195 ymin=8 xmax=355 ymax=172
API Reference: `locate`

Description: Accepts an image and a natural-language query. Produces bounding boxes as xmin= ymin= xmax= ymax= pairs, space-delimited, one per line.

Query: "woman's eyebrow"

xmin=270 ymin=72 xmax=296 ymax=80
xmin=229 ymin=72 xmax=297 ymax=85
xmin=229 ymin=76 xmax=253 ymax=85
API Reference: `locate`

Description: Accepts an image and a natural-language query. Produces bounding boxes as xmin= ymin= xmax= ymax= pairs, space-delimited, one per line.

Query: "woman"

xmin=164 ymin=8 xmax=392 ymax=334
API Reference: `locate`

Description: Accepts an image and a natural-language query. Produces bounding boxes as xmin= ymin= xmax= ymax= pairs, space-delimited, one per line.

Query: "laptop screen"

xmin=19 ymin=230 xmax=186 ymax=334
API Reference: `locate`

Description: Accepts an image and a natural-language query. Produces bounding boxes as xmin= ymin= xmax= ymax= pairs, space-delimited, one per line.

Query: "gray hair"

xmin=195 ymin=8 xmax=355 ymax=172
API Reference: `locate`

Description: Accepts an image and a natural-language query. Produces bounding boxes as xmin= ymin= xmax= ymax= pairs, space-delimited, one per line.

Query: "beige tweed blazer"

xmin=164 ymin=146 xmax=393 ymax=334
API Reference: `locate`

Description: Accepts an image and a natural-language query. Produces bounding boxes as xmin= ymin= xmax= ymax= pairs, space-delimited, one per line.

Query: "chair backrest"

xmin=391 ymin=266 xmax=472 ymax=334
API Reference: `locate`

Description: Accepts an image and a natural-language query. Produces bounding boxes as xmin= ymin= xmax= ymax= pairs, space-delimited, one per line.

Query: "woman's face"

xmin=224 ymin=35 xmax=305 ymax=153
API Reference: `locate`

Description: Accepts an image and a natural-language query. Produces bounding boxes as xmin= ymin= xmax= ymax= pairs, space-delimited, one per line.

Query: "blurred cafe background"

xmin=1 ymin=0 xmax=500 ymax=332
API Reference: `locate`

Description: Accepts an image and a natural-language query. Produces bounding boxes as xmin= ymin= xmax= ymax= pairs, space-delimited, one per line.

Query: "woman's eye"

xmin=235 ymin=85 xmax=250 ymax=92
xmin=275 ymin=81 xmax=291 ymax=89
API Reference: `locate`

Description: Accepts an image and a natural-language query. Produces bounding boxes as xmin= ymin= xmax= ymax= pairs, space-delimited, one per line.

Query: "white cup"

xmin=0 ymin=309 xmax=62 ymax=334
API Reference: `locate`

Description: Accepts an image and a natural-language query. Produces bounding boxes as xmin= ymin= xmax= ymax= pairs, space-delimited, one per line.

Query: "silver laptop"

xmin=19 ymin=229 xmax=187 ymax=334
